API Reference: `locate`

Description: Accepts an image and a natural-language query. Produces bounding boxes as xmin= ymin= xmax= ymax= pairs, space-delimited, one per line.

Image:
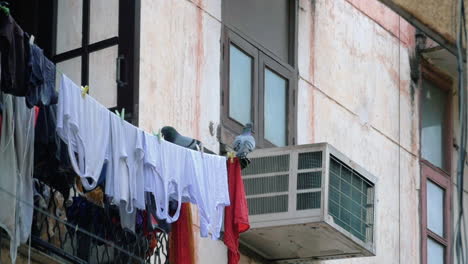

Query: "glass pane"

xmin=90 ymin=0 xmax=119 ymax=43
xmin=56 ymin=0 xmax=83 ymax=54
xmin=264 ymin=68 xmax=287 ymax=146
xmin=427 ymin=180 xmax=445 ymax=237
xmin=89 ymin=46 xmax=119 ymax=108
xmin=229 ymin=44 xmax=252 ymax=126
xmin=428 ymin=238 xmax=445 ymax=264
xmin=56 ymin=57 xmax=82 ymax=88
xmin=421 ymin=80 xmax=447 ymax=169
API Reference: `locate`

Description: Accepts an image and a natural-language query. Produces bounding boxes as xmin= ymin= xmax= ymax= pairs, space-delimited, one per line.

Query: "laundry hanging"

xmin=0 ymin=16 xmax=235 ymax=264
xmin=55 ymin=72 xmax=230 ymax=238
xmin=0 ymin=93 xmax=35 ymax=263
xmin=224 ymin=157 xmax=250 ymax=264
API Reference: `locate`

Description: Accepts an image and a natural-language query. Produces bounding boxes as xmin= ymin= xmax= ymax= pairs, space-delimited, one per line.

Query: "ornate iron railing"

xmin=29 ymin=181 xmax=169 ymax=264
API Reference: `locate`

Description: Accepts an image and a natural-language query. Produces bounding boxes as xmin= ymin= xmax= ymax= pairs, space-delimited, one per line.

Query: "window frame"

xmin=420 ymin=61 xmax=453 ymax=172
xmin=220 ymin=0 xmax=298 ymax=149
xmin=222 ymin=30 xmax=259 ymax=135
xmin=421 ymin=162 xmax=452 ymax=264
xmin=419 ymin=60 xmax=453 ymax=264
xmin=221 ymin=28 xmax=297 ymax=148
xmin=51 ymin=0 xmax=140 ymax=124
xmin=258 ymin=53 xmax=295 ymax=148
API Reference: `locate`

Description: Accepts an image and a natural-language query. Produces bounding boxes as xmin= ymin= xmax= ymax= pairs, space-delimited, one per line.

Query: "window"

xmin=13 ymin=0 xmax=139 ymax=123
xmin=221 ymin=0 xmax=297 ymax=148
xmin=421 ymin=79 xmax=450 ymax=170
xmin=420 ymin=62 xmax=452 ymax=264
xmin=421 ymin=163 xmax=451 ymax=264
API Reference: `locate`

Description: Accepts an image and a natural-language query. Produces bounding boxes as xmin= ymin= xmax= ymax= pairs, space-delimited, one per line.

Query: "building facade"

xmin=1 ymin=0 xmax=466 ymax=263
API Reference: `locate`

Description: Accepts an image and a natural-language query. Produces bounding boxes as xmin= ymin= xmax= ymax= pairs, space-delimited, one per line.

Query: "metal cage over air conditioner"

xmin=240 ymin=143 xmax=377 ymax=263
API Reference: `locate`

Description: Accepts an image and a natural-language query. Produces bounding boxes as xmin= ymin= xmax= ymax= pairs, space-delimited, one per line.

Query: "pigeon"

xmin=161 ymin=126 xmax=202 ymax=151
xmin=233 ymin=123 xmax=256 ymax=158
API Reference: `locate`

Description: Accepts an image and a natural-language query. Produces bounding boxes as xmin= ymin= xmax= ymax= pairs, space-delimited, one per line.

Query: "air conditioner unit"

xmin=240 ymin=143 xmax=377 ymax=263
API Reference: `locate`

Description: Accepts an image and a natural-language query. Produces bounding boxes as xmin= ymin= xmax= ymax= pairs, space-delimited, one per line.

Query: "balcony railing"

xmin=24 ymin=181 xmax=169 ymax=264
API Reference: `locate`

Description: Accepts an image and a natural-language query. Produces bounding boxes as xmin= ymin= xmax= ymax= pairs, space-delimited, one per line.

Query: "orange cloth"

xmin=169 ymin=203 xmax=195 ymax=264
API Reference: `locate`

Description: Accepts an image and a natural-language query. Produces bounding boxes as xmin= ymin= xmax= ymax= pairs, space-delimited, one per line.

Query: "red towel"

xmin=169 ymin=203 xmax=195 ymax=264
xmin=224 ymin=158 xmax=250 ymax=264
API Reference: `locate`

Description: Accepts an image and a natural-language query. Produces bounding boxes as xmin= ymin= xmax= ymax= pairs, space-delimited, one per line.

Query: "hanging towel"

xmin=169 ymin=203 xmax=195 ymax=264
xmin=224 ymin=158 xmax=250 ymax=264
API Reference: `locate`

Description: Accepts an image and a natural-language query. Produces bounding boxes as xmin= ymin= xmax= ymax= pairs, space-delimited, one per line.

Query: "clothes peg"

xmin=114 ymin=108 xmax=125 ymax=120
xmin=81 ymin=85 xmax=89 ymax=97
xmin=156 ymin=129 xmax=163 ymax=142
xmin=227 ymin=151 xmax=236 ymax=163
xmin=120 ymin=108 xmax=125 ymax=120
xmin=29 ymin=35 xmax=35 ymax=45
xmin=0 ymin=2 xmax=9 ymax=16
xmin=152 ymin=129 xmax=163 ymax=142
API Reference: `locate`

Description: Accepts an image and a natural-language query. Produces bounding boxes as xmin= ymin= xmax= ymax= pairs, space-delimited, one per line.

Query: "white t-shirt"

xmin=56 ymin=74 xmax=110 ymax=190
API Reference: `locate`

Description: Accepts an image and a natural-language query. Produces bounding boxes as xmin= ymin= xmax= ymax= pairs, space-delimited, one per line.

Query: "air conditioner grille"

xmin=297 ymin=171 xmax=322 ymax=190
xmin=297 ymin=192 xmax=321 ymax=210
xmin=248 ymin=195 xmax=288 ymax=215
xmin=328 ymin=156 xmax=374 ymax=243
xmin=243 ymin=154 xmax=290 ymax=175
xmin=244 ymin=175 xmax=289 ymax=195
xmin=298 ymin=151 xmax=322 ymax=169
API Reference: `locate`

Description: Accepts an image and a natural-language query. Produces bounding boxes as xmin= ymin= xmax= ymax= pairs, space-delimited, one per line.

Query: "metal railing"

xmin=25 ymin=181 xmax=169 ymax=264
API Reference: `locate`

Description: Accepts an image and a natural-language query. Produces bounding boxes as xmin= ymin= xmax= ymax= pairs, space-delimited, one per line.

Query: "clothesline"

xmin=0 ymin=12 xmax=249 ymax=264
xmin=57 ymin=74 xmax=231 ymax=239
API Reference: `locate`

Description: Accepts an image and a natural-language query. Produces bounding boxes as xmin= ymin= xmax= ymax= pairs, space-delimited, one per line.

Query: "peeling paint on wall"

xmin=138 ymin=0 xmax=426 ymax=263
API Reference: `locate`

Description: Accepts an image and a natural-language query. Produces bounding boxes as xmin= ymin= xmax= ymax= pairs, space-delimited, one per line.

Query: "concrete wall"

xmin=294 ymin=0 xmax=419 ymax=263
xmin=139 ymin=0 xmax=222 ymax=153
xmin=138 ymin=0 xmax=465 ymax=263
xmin=139 ymin=0 xmax=226 ymax=263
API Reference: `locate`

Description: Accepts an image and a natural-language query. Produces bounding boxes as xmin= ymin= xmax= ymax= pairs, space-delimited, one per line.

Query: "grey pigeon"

xmin=233 ymin=123 xmax=256 ymax=158
xmin=161 ymin=126 xmax=201 ymax=151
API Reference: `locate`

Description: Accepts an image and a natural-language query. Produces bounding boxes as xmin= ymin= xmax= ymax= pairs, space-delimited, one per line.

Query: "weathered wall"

xmin=138 ymin=0 xmax=465 ymax=263
xmin=278 ymin=0 xmax=420 ymax=263
xmin=139 ymin=0 xmax=226 ymax=263
xmin=139 ymin=0 xmax=222 ymax=153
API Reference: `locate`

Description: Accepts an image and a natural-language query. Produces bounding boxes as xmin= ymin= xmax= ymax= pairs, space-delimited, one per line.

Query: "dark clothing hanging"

xmin=0 ymin=15 xmax=29 ymax=96
xmin=26 ymin=43 xmax=57 ymax=108
xmin=224 ymin=158 xmax=250 ymax=264
xmin=33 ymin=104 xmax=74 ymax=197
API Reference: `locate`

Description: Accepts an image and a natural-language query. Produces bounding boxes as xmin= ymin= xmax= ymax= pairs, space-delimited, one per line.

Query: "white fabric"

xmin=105 ymin=114 xmax=144 ymax=231
xmin=55 ymin=74 xmax=230 ymax=238
xmin=143 ymin=134 xmax=230 ymax=239
xmin=106 ymin=113 xmax=145 ymax=211
xmin=144 ymin=138 xmax=193 ymax=223
xmin=0 ymin=93 xmax=35 ymax=263
xmin=56 ymin=74 xmax=110 ymax=190
xmin=13 ymin=96 xmax=35 ymax=245
xmin=189 ymin=151 xmax=230 ymax=239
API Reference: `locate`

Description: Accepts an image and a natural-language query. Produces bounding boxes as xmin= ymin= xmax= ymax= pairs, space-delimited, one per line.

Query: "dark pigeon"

xmin=161 ymin=126 xmax=201 ymax=151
